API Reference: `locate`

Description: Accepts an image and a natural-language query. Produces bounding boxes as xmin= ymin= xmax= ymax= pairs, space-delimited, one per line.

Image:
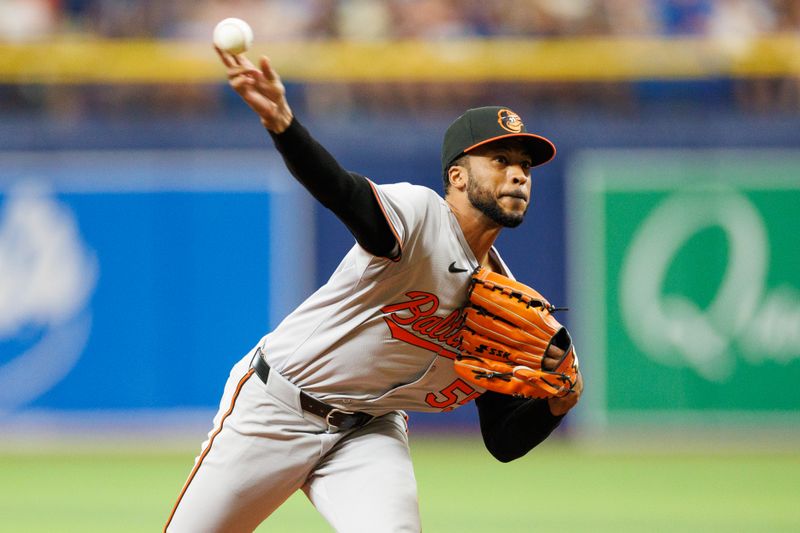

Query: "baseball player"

xmin=164 ymin=49 xmax=583 ymax=532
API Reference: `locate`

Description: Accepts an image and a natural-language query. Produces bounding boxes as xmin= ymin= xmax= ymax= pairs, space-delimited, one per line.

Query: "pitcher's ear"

xmin=448 ymin=164 xmax=467 ymax=190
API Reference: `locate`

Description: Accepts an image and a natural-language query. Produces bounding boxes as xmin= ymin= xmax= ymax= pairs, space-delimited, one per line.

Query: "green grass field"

xmin=1 ymin=434 xmax=798 ymax=532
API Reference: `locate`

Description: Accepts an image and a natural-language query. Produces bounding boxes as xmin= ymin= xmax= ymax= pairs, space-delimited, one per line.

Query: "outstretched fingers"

xmin=214 ymin=45 xmax=236 ymax=68
xmin=215 ymin=46 xmax=255 ymax=72
xmin=229 ymin=74 xmax=255 ymax=92
xmin=227 ymin=66 xmax=262 ymax=81
xmin=234 ymin=53 xmax=258 ymax=70
xmin=260 ymin=56 xmax=279 ymax=82
xmin=213 ymin=45 xmax=292 ymax=132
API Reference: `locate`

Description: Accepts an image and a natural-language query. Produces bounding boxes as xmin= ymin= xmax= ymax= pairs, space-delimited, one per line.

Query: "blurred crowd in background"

xmin=1 ymin=0 xmax=799 ymax=41
xmin=1 ymin=0 xmax=799 ymax=119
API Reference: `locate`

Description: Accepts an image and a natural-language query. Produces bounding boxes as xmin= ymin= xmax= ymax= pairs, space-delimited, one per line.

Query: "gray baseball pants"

xmin=165 ymin=350 xmax=420 ymax=532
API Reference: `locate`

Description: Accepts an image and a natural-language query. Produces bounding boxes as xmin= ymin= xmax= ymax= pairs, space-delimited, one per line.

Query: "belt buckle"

xmin=325 ymin=408 xmax=356 ymax=433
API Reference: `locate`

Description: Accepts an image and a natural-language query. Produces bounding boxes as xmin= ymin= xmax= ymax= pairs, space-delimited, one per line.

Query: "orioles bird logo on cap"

xmin=497 ymin=109 xmax=524 ymax=133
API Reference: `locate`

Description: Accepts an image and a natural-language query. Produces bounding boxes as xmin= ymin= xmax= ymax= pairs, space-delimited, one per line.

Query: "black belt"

xmin=251 ymin=350 xmax=374 ymax=432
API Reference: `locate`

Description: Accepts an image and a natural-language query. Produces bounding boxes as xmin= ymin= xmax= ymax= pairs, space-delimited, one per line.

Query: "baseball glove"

xmin=454 ymin=268 xmax=579 ymax=399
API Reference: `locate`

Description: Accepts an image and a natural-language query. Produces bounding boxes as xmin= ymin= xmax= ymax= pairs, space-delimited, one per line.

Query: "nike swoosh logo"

xmin=448 ymin=261 xmax=468 ymax=273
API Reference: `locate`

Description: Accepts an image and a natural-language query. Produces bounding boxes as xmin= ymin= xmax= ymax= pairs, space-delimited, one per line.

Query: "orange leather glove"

xmin=455 ymin=268 xmax=579 ymax=399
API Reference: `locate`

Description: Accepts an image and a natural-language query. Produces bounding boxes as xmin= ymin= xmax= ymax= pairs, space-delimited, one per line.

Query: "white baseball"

xmin=213 ymin=18 xmax=254 ymax=55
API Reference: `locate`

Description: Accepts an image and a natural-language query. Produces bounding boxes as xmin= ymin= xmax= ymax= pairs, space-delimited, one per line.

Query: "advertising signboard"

xmin=569 ymin=150 xmax=800 ymax=425
xmin=0 ymin=150 xmax=313 ymax=418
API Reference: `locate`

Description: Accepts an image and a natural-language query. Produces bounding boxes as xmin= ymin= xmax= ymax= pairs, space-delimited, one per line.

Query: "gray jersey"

xmin=259 ymin=182 xmax=513 ymax=415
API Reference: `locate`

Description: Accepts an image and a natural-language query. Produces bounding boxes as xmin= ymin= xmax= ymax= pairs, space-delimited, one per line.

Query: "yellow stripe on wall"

xmin=1 ymin=36 xmax=799 ymax=84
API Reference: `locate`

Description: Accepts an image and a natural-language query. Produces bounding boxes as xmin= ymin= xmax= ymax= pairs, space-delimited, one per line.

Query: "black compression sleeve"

xmin=475 ymin=391 xmax=565 ymax=463
xmin=269 ymin=118 xmax=398 ymax=258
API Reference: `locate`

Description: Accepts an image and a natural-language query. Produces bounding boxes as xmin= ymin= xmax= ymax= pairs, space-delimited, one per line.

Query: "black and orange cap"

xmin=441 ymin=106 xmax=556 ymax=175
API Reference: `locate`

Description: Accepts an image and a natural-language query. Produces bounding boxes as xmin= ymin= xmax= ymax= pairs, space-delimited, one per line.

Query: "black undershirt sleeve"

xmin=269 ymin=117 xmax=399 ymax=258
xmin=475 ymin=391 xmax=565 ymax=463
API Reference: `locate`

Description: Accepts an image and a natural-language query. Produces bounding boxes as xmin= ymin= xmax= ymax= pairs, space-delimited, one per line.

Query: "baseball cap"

xmin=441 ymin=106 xmax=556 ymax=175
